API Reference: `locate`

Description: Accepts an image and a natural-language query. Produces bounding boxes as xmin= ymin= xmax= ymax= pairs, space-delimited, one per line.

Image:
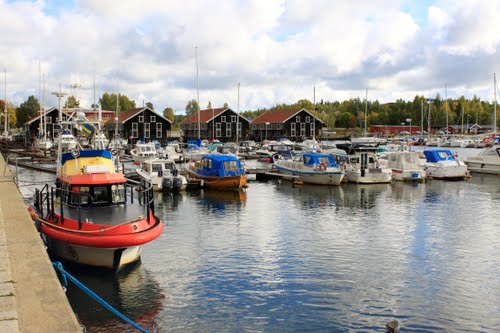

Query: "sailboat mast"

xmin=313 ymin=86 xmax=316 ymax=140
xmin=420 ymin=99 xmax=423 ymax=138
xmin=3 ymin=68 xmax=6 ymax=133
xmin=494 ymin=73 xmax=497 ymax=135
xmin=196 ymin=46 xmax=200 ymax=140
xmin=364 ymin=88 xmax=368 ymax=137
xmin=38 ymin=62 xmax=42 ymax=136
xmin=445 ymin=84 xmax=448 ymax=133
xmin=236 ymin=82 xmax=240 ymax=144
xmin=42 ymin=73 xmax=46 ymax=141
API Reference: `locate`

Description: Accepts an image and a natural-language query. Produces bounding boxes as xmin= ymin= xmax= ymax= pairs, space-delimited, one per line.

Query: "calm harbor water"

xmin=13 ymin=150 xmax=500 ymax=333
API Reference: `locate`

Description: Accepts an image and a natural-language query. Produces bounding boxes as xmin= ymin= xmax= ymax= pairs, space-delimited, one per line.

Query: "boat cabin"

xmin=195 ymin=155 xmax=245 ymax=177
xmin=294 ymin=153 xmax=338 ymax=168
xmin=423 ymin=149 xmax=456 ymax=162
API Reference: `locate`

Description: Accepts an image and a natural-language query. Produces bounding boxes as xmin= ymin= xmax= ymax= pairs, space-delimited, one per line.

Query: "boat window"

xmin=93 ymin=185 xmax=109 ymax=204
xmin=318 ymin=157 xmax=331 ymax=165
xmin=71 ymin=186 xmax=90 ymax=205
xmin=111 ymin=184 xmax=126 ymax=204
xmin=151 ymin=164 xmax=162 ymax=173
xmin=224 ymin=161 xmax=239 ymax=173
xmin=205 ymin=159 xmax=212 ymax=169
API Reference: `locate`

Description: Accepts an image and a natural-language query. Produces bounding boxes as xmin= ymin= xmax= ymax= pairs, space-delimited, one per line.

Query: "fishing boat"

xmin=464 ymin=147 xmax=500 ymax=174
xmin=184 ymin=154 xmax=247 ymax=190
xmin=273 ymin=152 xmax=345 ymax=185
xmin=136 ymin=158 xmax=187 ymax=192
xmin=29 ymin=149 xmax=164 ymax=270
xmin=130 ymin=142 xmax=158 ymax=163
xmin=381 ymin=151 xmax=426 ymax=181
xmin=423 ymin=149 xmax=468 ymax=180
xmin=337 ymin=144 xmax=392 ymax=184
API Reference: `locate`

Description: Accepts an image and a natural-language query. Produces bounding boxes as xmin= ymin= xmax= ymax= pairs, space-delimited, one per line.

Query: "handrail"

xmin=3 ymin=154 xmax=19 ymax=184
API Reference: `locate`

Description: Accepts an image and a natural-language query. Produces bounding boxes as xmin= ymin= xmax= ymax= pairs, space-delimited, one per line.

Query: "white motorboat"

xmin=136 ymin=158 xmax=187 ymax=192
xmin=423 ymin=149 xmax=468 ymax=180
xmin=273 ymin=152 xmax=345 ymax=185
xmin=382 ymin=151 xmax=426 ymax=181
xmin=130 ymin=142 xmax=158 ymax=163
xmin=464 ymin=147 xmax=500 ymax=174
xmin=59 ymin=131 xmax=78 ymax=152
xmin=35 ymin=137 xmax=53 ymax=150
xmin=337 ymin=144 xmax=392 ymax=184
xmin=90 ymin=133 xmax=109 ymax=149
xmin=183 ymin=144 xmax=210 ymax=162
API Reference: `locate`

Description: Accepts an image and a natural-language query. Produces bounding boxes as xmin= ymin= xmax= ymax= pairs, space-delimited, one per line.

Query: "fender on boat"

xmin=40 ymin=217 xmax=164 ymax=248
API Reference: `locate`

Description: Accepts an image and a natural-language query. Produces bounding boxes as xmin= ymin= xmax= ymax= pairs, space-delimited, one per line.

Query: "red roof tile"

xmin=180 ymin=108 xmax=227 ymax=124
xmin=252 ymin=109 xmax=305 ymax=124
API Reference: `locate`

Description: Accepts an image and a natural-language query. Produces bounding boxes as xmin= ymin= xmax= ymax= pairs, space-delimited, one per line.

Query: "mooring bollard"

xmin=386 ymin=319 xmax=400 ymax=333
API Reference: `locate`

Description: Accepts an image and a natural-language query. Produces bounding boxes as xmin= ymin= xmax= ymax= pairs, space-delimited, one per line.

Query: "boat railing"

xmin=34 ymin=179 xmax=155 ymax=228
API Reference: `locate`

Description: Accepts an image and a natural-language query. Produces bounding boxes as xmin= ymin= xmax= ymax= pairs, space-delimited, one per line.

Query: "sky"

xmin=1 ymin=0 xmax=500 ymax=114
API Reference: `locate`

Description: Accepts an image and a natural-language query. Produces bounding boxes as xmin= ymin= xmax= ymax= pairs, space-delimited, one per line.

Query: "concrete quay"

xmin=0 ymin=154 xmax=81 ymax=332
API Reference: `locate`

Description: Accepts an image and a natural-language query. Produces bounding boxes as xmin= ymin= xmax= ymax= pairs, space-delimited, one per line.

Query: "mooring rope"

xmin=52 ymin=262 xmax=150 ymax=333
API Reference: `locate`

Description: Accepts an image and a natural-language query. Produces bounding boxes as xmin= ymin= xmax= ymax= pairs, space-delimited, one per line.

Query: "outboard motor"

xmin=162 ymin=177 xmax=173 ymax=192
xmin=173 ymin=176 xmax=183 ymax=191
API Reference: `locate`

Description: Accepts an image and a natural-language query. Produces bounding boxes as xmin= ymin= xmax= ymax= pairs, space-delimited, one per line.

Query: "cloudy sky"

xmin=1 ymin=0 xmax=499 ymax=114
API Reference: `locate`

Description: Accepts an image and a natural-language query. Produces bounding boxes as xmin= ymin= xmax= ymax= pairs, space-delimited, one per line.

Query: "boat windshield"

xmin=223 ymin=160 xmax=239 ymax=173
xmin=111 ymin=184 xmax=126 ymax=204
xmin=151 ymin=164 xmax=163 ymax=173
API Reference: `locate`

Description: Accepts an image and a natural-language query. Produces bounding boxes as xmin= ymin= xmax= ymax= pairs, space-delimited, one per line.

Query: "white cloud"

xmin=0 ymin=0 xmax=499 ymax=114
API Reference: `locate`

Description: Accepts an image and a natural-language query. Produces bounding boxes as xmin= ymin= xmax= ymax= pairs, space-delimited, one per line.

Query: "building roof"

xmin=110 ymin=107 xmax=172 ymax=124
xmin=180 ymin=107 xmax=250 ymax=125
xmin=251 ymin=108 xmax=323 ymax=124
xmin=180 ymin=108 xmax=227 ymax=124
xmin=24 ymin=108 xmax=115 ymax=126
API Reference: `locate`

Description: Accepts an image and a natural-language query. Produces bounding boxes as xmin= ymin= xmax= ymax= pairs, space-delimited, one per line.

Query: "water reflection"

xmin=65 ymin=262 xmax=164 ymax=333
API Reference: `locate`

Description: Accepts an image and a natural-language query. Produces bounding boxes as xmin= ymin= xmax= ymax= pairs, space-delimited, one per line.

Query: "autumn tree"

xmin=16 ymin=95 xmax=40 ymax=127
xmin=0 ymin=100 xmax=17 ymax=129
xmin=185 ymin=99 xmax=199 ymax=116
xmin=163 ymin=107 xmax=174 ymax=121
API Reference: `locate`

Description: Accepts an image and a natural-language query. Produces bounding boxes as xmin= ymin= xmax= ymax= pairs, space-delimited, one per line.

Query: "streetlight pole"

xmin=265 ymin=122 xmax=269 ymax=141
xmin=401 ymin=122 xmax=405 ymax=134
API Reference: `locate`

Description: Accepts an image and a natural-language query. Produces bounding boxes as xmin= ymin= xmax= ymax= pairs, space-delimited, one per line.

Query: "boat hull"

xmin=425 ymin=163 xmax=468 ymax=179
xmin=185 ymin=168 xmax=247 ymax=190
xmin=392 ymin=169 xmax=426 ymax=182
xmin=463 ymin=161 xmax=500 ymax=174
xmin=44 ymin=237 xmax=142 ymax=270
xmin=346 ymin=168 xmax=392 ymax=184
xmin=274 ymin=165 xmax=345 ymax=185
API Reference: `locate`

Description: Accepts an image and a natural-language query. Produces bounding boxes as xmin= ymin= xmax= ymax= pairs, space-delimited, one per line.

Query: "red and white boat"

xmin=29 ymin=148 xmax=164 ymax=270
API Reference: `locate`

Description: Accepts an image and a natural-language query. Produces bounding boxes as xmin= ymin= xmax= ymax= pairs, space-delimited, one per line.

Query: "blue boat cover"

xmin=302 ymin=153 xmax=338 ymax=167
xmin=198 ymin=154 xmax=244 ymax=177
xmin=61 ymin=150 xmax=112 ymax=165
xmin=423 ymin=149 xmax=454 ymax=163
xmin=188 ymin=139 xmax=202 ymax=147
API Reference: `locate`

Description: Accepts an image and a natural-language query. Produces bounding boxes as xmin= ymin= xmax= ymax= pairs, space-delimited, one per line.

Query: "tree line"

xmin=8 ymin=93 xmax=499 ymax=130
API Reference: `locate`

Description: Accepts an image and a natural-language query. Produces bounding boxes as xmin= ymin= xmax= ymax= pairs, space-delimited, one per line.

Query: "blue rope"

xmin=52 ymin=262 xmax=150 ymax=333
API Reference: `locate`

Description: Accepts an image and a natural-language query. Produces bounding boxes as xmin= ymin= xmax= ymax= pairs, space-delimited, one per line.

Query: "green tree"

xmin=185 ymin=99 xmax=199 ymax=116
xmin=16 ymin=95 xmax=40 ymax=126
xmin=223 ymin=102 xmax=229 ymax=108
xmin=146 ymin=102 xmax=154 ymax=110
xmin=99 ymin=93 xmax=136 ymax=112
xmin=207 ymin=101 xmax=213 ymax=109
xmin=163 ymin=107 xmax=174 ymax=121
xmin=64 ymin=95 xmax=79 ymax=108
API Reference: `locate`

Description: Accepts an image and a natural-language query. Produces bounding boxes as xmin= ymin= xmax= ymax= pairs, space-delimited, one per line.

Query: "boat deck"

xmin=59 ymin=201 xmax=149 ymax=225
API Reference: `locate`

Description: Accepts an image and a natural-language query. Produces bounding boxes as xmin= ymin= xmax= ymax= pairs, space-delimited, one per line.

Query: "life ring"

xmin=319 ymin=162 xmax=327 ymax=171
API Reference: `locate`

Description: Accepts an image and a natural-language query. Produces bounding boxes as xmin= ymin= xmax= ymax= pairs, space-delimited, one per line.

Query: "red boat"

xmin=30 ymin=149 xmax=164 ymax=271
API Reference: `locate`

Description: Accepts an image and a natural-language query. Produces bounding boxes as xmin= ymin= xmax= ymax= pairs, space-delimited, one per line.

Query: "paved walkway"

xmin=0 ymin=154 xmax=81 ymax=332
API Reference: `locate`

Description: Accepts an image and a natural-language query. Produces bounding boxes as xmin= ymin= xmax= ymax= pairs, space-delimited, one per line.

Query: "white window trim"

xmin=151 ymin=115 xmax=156 ymax=122
xmin=216 ymin=122 xmax=221 ymax=137
xmin=291 ymin=123 xmax=296 ymax=136
xmin=221 ymin=116 xmax=226 ymax=122
xmin=237 ymin=122 xmax=242 ymax=136
xmin=139 ymin=115 xmax=144 ymax=123
xmin=296 ymin=116 xmax=300 ymax=122
xmin=231 ymin=115 xmax=236 ymax=122
xmin=144 ymin=123 xmax=150 ymax=138
xmin=300 ymin=123 xmax=306 ymax=136
xmin=132 ymin=123 xmax=138 ymax=138
xmin=156 ymin=122 xmax=162 ymax=137
xmin=306 ymin=116 xmax=310 ymax=123
xmin=226 ymin=122 xmax=231 ymax=137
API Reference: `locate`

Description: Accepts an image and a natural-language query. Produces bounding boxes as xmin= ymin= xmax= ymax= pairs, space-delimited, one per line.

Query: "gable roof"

xmin=24 ymin=108 xmax=116 ymax=126
xmin=23 ymin=107 xmax=57 ymax=125
xmin=112 ymin=107 xmax=172 ymax=124
xmin=180 ymin=107 xmax=250 ymax=124
xmin=252 ymin=108 xmax=324 ymax=124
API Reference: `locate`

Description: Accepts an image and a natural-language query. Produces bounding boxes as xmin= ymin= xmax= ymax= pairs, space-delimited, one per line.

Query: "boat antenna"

xmin=196 ymin=45 xmax=200 ymax=140
xmin=236 ymin=82 xmax=240 ymax=145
